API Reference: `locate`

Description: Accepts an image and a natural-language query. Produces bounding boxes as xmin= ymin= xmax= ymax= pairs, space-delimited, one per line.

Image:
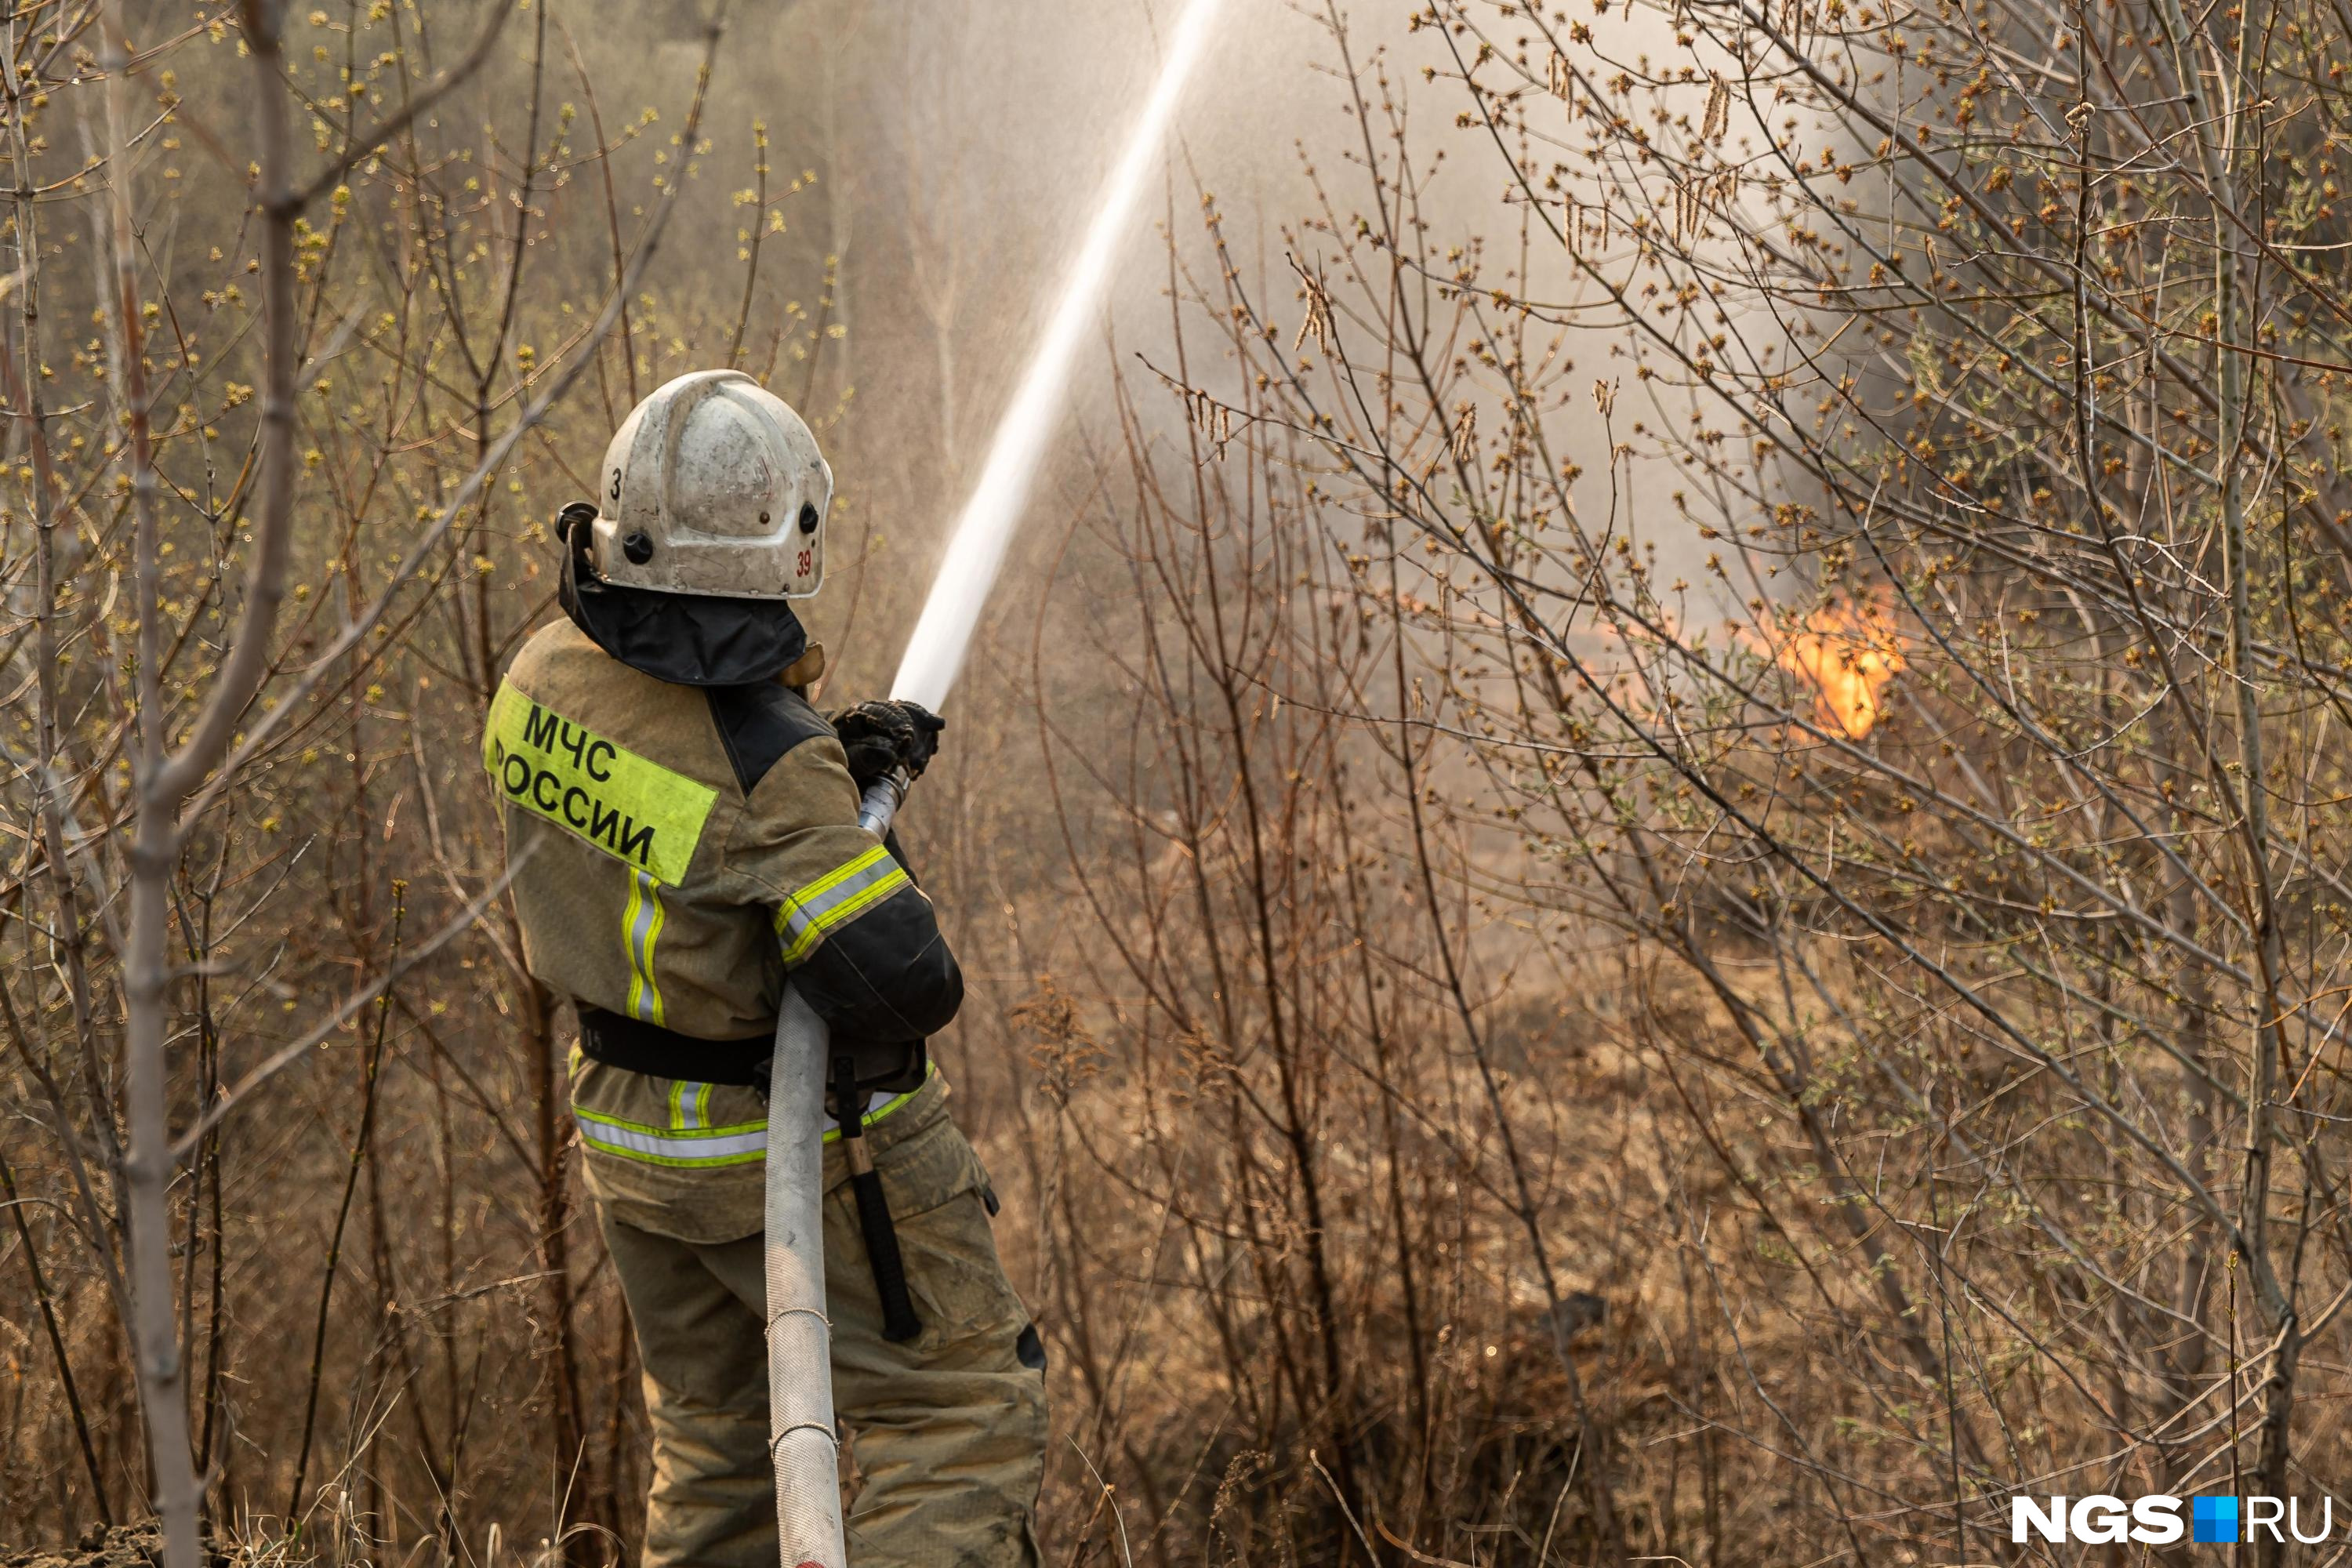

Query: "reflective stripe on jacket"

xmin=568 ymin=1051 xmax=939 ymax=1243
xmin=571 ymin=1058 xmax=932 ymax=1169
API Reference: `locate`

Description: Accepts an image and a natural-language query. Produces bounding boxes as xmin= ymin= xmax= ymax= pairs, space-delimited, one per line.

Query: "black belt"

xmin=575 ymin=1006 xmax=771 ymax=1086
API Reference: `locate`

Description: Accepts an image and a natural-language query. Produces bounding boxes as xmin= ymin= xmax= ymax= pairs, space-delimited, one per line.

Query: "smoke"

xmin=738 ymin=0 xmax=1775 ymax=693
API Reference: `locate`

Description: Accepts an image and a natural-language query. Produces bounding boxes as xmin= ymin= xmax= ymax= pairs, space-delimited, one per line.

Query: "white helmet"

xmin=589 ymin=369 xmax=831 ymax=600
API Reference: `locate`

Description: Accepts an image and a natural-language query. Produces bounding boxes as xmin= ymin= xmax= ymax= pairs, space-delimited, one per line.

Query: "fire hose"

xmin=764 ymin=767 xmax=908 ymax=1568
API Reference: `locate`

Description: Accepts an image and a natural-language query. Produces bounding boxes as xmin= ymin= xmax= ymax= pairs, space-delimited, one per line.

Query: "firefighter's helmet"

xmin=588 ymin=369 xmax=830 ymax=600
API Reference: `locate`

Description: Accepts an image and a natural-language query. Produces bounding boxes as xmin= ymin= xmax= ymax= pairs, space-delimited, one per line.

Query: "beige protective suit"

xmin=488 ymin=616 xmax=1046 ymax=1567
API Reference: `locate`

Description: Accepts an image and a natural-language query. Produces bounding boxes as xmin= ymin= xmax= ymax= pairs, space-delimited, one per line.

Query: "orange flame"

xmin=1771 ymin=598 xmax=1906 ymax=739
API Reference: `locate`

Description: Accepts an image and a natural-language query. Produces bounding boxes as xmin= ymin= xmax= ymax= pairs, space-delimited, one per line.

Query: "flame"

xmin=1771 ymin=598 xmax=1906 ymax=739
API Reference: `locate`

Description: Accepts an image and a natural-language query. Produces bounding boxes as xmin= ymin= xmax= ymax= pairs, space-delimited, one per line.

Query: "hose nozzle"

xmin=857 ymin=764 xmax=912 ymax=839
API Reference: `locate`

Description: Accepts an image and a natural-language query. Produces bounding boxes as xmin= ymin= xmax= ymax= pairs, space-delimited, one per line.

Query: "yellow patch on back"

xmin=483 ymin=684 xmax=717 ymax=885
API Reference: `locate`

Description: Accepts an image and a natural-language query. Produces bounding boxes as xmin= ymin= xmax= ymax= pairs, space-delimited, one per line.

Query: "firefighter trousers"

xmin=597 ymin=1079 xmax=1047 ymax=1567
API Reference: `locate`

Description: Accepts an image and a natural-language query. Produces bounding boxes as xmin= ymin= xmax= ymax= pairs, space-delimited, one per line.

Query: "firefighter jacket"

xmin=483 ymin=616 xmax=964 ymax=1091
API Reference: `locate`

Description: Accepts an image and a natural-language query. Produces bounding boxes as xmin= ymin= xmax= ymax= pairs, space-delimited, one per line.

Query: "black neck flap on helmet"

xmin=557 ymin=501 xmax=811 ymax=687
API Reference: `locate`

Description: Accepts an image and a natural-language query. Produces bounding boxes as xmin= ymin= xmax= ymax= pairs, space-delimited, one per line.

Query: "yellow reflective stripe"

xmin=785 ymin=843 xmax=890 ymax=916
xmin=575 ymin=1104 xmax=769 ymax=1138
xmin=570 ymin=1067 xmax=935 ymax=1165
xmin=577 ymin=1131 xmax=763 ymax=1168
xmin=665 ymin=1080 xmax=716 ymax=1131
xmin=482 ymin=683 xmax=717 ymax=886
xmin=773 ymin=844 xmax=913 ymax=966
xmin=573 ymin=1106 xmax=766 ymax=1167
xmin=622 ymin=869 xmax=667 ymax=1026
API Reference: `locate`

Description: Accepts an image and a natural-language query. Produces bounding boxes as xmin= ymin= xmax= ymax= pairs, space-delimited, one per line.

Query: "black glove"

xmin=830 ymin=699 xmax=946 ymax=788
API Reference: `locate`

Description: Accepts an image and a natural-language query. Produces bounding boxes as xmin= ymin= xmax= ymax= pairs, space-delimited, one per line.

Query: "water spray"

xmin=766 ymin=1 xmax=1226 ymax=1559
xmin=888 ymin=0 xmax=1228 ymax=711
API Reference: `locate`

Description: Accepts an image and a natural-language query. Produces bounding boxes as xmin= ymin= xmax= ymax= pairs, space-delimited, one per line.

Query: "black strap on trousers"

xmin=834 ymin=1051 xmax=922 ymax=1342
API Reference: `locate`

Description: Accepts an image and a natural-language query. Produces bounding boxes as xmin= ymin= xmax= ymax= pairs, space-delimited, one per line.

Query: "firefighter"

xmin=482 ymin=369 xmax=1047 ymax=1566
